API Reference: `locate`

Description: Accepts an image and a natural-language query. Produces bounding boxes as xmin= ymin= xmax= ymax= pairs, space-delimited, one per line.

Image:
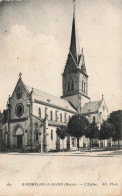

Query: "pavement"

xmin=0 ymin=150 xmax=122 ymax=196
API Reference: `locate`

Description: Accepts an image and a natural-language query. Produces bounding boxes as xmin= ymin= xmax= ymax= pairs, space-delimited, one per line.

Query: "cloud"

xmin=1 ymin=24 xmax=60 ymax=63
xmin=0 ymin=24 xmax=62 ymax=110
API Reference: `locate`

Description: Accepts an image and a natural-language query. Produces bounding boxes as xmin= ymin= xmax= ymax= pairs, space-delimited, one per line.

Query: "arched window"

xmin=35 ymin=123 xmax=38 ymax=129
xmin=4 ymin=127 xmax=7 ymax=144
xmin=93 ymin=116 xmax=96 ymax=122
xmin=82 ymin=76 xmax=86 ymax=92
xmin=84 ymin=82 xmax=86 ymax=92
xmin=35 ymin=123 xmax=38 ymax=141
xmin=82 ymin=80 xmax=84 ymax=91
xmin=45 ymin=107 xmax=48 ymax=116
xmin=68 ymin=81 xmax=70 ymax=91
xmin=16 ymin=87 xmax=23 ymax=99
xmin=35 ymin=132 xmax=38 ymax=141
xmin=60 ymin=113 xmax=62 ymax=122
xmin=55 ymin=111 xmax=58 ymax=121
xmin=51 ymin=130 xmax=53 ymax=140
xmin=50 ymin=111 xmax=53 ymax=120
xmin=72 ymin=80 xmax=74 ymax=90
xmin=38 ymin=108 xmax=41 ymax=118
xmin=64 ymin=112 xmax=67 ymax=123
xmin=68 ymin=115 xmax=70 ymax=121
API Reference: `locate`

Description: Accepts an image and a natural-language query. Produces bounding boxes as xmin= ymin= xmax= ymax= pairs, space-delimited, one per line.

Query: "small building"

xmin=82 ymin=97 xmax=108 ymax=128
xmin=81 ymin=97 xmax=108 ymax=147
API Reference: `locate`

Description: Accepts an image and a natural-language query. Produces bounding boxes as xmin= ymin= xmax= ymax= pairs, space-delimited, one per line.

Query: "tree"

xmin=99 ymin=121 xmax=113 ymax=148
xmin=67 ymin=115 xmax=89 ymax=151
xmin=108 ymin=110 xmax=122 ymax=149
xmin=56 ymin=125 xmax=67 ymax=151
xmin=0 ymin=110 xmax=2 ymax=118
xmin=0 ymin=110 xmax=2 ymax=125
xmin=85 ymin=121 xmax=99 ymax=152
xmin=0 ymin=110 xmax=8 ymax=125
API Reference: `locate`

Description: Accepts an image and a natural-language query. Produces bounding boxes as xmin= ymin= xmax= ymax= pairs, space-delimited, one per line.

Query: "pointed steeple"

xmin=62 ymin=0 xmax=90 ymax=106
xmin=69 ymin=0 xmax=80 ymax=64
xmin=63 ymin=0 xmax=88 ymax=76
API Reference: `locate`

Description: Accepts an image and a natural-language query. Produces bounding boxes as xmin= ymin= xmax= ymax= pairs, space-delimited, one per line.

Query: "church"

xmin=0 ymin=2 xmax=108 ymax=152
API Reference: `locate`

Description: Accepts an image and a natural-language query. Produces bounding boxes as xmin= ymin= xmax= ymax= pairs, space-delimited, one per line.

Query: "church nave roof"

xmin=26 ymin=85 xmax=77 ymax=113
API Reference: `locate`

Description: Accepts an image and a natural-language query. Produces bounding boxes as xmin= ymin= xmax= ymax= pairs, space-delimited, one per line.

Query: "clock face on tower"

xmin=15 ymin=103 xmax=24 ymax=117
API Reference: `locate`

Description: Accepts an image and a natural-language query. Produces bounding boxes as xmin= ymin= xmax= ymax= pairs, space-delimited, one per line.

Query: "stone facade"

xmin=1 ymin=77 xmax=78 ymax=151
xmin=1 ymin=75 xmax=108 ymax=151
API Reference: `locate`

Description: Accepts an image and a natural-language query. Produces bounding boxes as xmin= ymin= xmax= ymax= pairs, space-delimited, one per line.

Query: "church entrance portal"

xmin=17 ymin=135 xmax=22 ymax=149
xmin=15 ymin=126 xmax=24 ymax=149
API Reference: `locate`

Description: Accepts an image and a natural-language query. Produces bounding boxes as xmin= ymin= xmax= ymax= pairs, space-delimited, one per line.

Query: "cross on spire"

xmin=19 ymin=72 xmax=22 ymax=78
xmin=73 ymin=0 xmax=75 ymax=6
xmin=82 ymin=48 xmax=84 ymax=54
xmin=73 ymin=0 xmax=76 ymax=16
xmin=68 ymin=0 xmax=80 ymax=64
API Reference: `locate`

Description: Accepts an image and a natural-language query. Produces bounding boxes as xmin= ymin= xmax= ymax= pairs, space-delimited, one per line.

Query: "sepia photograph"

xmin=0 ymin=0 xmax=122 ymax=195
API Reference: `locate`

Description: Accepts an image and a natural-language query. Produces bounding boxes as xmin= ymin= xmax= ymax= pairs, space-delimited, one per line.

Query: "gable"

xmin=8 ymin=78 xmax=32 ymax=120
xmin=81 ymin=100 xmax=102 ymax=115
xmin=98 ymin=99 xmax=108 ymax=113
xmin=81 ymin=98 xmax=108 ymax=117
xmin=10 ymin=78 xmax=30 ymax=103
xmin=63 ymin=53 xmax=77 ymax=75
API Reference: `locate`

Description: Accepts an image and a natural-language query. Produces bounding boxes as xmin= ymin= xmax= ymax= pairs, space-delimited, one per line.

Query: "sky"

xmin=0 ymin=0 xmax=122 ymax=113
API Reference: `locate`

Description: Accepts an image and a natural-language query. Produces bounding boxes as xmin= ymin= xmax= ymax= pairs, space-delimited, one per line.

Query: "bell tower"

xmin=61 ymin=0 xmax=90 ymax=113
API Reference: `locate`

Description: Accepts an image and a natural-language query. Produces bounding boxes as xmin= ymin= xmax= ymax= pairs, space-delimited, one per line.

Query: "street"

xmin=0 ymin=150 xmax=122 ymax=196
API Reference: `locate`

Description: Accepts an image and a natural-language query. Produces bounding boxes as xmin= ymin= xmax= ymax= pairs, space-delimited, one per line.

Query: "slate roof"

xmin=81 ymin=100 xmax=102 ymax=115
xmin=26 ymin=85 xmax=77 ymax=113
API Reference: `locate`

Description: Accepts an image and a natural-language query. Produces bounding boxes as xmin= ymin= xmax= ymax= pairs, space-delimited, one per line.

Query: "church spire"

xmin=69 ymin=0 xmax=80 ymax=64
xmin=63 ymin=0 xmax=88 ymax=77
xmin=62 ymin=0 xmax=90 ymax=107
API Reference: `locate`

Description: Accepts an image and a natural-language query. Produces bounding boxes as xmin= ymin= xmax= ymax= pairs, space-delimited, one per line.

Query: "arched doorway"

xmin=16 ymin=127 xmax=23 ymax=149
